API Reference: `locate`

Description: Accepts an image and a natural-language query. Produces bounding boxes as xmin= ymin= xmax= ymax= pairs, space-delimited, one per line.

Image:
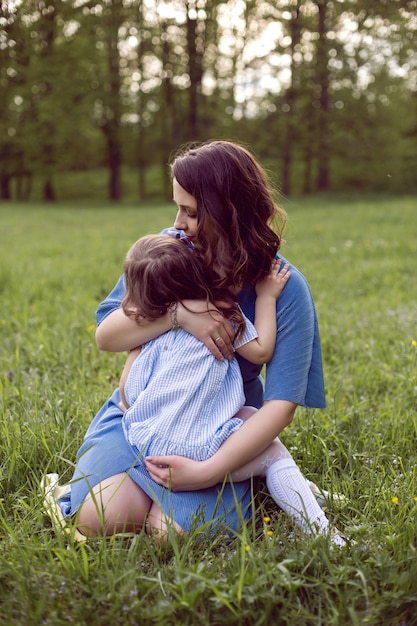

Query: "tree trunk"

xmin=106 ymin=0 xmax=122 ymax=201
xmin=316 ymin=0 xmax=330 ymax=191
xmin=0 ymin=175 xmax=10 ymax=199
xmin=43 ymin=178 xmax=56 ymax=202
xmin=185 ymin=0 xmax=204 ymax=140
xmin=281 ymin=3 xmax=302 ymax=197
xmin=136 ymin=0 xmax=146 ymax=201
xmin=108 ymin=133 xmax=121 ymax=201
xmin=303 ymin=114 xmax=315 ymax=194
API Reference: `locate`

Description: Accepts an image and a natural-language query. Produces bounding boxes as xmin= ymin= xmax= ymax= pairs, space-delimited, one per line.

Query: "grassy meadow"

xmin=1 ymin=195 xmax=417 ymax=625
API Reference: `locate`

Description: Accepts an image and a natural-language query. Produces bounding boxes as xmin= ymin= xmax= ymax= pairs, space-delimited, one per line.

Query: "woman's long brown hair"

xmin=170 ymin=140 xmax=287 ymax=292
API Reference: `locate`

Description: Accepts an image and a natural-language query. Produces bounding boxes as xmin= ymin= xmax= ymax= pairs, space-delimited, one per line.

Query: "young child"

xmin=119 ymin=234 xmax=345 ymax=546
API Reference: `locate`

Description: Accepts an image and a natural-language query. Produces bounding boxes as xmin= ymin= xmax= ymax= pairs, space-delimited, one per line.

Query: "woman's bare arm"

xmin=96 ymin=300 xmax=236 ymax=359
xmin=96 ymin=308 xmax=171 ymax=352
xmin=144 ymin=399 xmax=296 ymax=491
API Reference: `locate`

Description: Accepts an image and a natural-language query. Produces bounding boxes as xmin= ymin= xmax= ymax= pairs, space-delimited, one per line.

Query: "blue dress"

xmin=58 ymin=229 xmax=326 ymax=534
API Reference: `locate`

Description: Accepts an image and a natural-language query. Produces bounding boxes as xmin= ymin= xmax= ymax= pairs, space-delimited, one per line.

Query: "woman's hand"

xmin=177 ymin=300 xmax=236 ymax=360
xmin=144 ymin=455 xmax=219 ymax=491
xmin=145 ymin=401 xmax=296 ymax=491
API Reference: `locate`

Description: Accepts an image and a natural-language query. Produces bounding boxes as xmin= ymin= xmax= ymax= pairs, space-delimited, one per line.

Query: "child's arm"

xmin=237 ymin=260 xmax=290 ymax=364
xmin=119 ymin=346 xmax=142 ymax=411
xmin=96 ymin=296 xmax=234 ymax=361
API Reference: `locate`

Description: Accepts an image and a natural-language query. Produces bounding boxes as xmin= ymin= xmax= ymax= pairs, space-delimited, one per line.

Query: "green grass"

xmin=1 ymin=195 xmax=417 ymax=625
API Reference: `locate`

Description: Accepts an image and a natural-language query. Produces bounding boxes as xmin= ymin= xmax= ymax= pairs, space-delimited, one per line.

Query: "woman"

xmin=51 ymin=141 xmax=337 ymax=542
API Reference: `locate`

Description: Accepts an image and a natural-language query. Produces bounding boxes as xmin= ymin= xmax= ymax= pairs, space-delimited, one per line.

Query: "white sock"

xmin=266 ymin=458 xmax=330 ymax=536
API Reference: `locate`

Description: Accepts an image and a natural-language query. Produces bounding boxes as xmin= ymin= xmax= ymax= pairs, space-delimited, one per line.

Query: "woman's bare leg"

xmin=145 ymin=502 xmax=185 ymax=544
xmin=76 ymin=472 xmax=152 ymax=537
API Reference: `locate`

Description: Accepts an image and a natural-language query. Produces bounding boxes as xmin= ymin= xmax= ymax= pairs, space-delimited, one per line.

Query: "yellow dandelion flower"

xmin=266 ymin=530 xmax=273 ymax=536
xmin=245 ymin=545 xmax=251 ymax=552
xmin=88 ymin=324 xmax=96 ymax=333
xmin=412 ymin=341 xmax=417 ymax=348
xmin=263 ymin=516 xmax=271 ymax=524
xmin=391 ymin=496 xmax=399 ymax=504
xmin=414 ymin=496 xmax=417 ymax=502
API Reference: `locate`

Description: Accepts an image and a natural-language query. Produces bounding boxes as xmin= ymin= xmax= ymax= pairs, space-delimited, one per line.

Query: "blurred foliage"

xmin=1 ymin=0 xmax=416 ymax=201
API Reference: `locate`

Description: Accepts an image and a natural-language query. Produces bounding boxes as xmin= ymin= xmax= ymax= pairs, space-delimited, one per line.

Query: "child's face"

xmin=172 ymin=178 xmax=198 ymax=239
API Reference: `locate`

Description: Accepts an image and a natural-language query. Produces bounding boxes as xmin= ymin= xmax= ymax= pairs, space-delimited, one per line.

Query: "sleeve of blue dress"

xmin=96 ymin=274 xmax=125 ymax=325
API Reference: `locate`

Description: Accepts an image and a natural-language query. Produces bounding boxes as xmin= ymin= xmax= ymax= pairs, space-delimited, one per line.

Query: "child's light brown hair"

xmin=122 ymin=234 xmax=245 ymax=336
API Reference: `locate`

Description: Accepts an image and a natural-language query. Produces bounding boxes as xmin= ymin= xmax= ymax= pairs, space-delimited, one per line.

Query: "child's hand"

xmin=255 ymin=259 xmax=291 ymax=299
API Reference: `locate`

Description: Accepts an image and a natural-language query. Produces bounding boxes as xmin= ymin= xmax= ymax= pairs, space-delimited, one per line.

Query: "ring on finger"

xmin=214 ymin=337 xmax=222 ymax=343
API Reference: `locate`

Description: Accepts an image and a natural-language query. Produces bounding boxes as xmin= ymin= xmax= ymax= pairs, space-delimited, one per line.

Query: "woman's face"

xmin=172 ymin=178 xmax=198 ymax=239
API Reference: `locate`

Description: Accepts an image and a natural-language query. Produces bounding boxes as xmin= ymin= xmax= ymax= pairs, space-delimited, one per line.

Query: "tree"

xmin=2 ymin=0 xmax=417 ymax=200
xmin=184 ymin=0 xmax=204 ymax=138
xmin=0 ymin=4 xmax=25 ymax=198
xmin=84 ymin=0 xmax=125 ymax=201
xmin=314 ymin=0 xmax=330 ymax=191
xmin=280 ymin=1 xmax=304 ymax=196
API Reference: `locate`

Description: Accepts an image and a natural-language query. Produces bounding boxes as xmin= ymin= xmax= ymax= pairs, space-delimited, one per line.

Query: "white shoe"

xmin=329 ymin=528 xmax=347 ymax=547
xmin=40 ymin=473 xmax=86 ymax=542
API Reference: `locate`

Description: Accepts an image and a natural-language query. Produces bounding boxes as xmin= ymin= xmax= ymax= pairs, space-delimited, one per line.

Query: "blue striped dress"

xmin=123 ymin=321 xmax=257 ymax=462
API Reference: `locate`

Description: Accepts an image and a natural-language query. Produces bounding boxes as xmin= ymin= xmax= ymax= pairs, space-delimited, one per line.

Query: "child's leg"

xmin=230 ymin=408 xmax=345 ymax=545
xmin=229 ymin=407 xmax=301 ymax=481
xmin=232 ymin=442 xmax=344 ymax=544
xmin=229 ymin=436 xmax=292 ymax=482
xmin=265 ymin=458 xmax=335 ymax=537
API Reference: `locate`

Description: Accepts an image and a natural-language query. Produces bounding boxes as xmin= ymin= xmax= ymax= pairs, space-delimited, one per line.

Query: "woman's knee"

xmin=76 ymin=473 xmax=152 ymax=537
xmin=145 ymin=503 xmax=185 ymax=544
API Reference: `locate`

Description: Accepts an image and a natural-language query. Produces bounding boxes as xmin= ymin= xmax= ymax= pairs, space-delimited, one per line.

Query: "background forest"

xmin=1 ymin=0 xmax=417 ymax=203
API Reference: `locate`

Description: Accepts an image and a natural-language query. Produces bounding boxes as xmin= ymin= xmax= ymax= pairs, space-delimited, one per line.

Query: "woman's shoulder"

xmin=276 ymin=254 xmax=313 ymax=301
